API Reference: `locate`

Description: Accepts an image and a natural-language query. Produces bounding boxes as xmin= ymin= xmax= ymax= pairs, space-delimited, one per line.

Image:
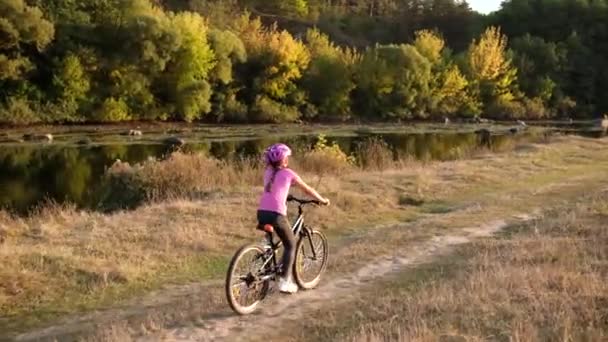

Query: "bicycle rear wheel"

xmin=294 ymin=230 xmax=328 ymax=289
xmin=225 ymin=244 xmax=271 ymax=315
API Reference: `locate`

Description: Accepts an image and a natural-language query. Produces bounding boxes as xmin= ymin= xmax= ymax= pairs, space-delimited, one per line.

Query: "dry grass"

xmin=97 ymin=131 xmax=555 ymax=210
xmin=99 ymin=135 xmax=362 ymax=209
xmin=290 ymin=194 xmax=608 ymax=342
xmin=354 ymin=137 xmax=396 ymax=171
xmin=100 ymin=153 xmax=262 ymax=209
xmin=1 ymin=135 xmax=608 ymax=337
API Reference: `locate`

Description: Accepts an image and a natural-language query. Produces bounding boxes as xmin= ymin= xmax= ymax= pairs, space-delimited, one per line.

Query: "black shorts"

xmin=257 ymin=210 xmax=290 ymax=232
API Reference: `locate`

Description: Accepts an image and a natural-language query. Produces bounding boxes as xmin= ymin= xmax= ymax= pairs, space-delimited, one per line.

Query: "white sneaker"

xmin=278 ymin=277 xmax=298 ymax=294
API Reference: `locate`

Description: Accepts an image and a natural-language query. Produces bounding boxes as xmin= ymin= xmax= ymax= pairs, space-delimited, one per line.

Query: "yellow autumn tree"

xmin=413 ymin=30 xmax=477 ymax=117
xmin=467 ymin=26 xmax=520 ymax=111
xmin=468 ymin=26 xmax=510 ymax=81
xmin=414 ymin=30 xmax=445 ymax=65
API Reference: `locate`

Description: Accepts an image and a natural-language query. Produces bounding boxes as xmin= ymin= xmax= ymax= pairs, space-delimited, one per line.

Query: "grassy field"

xmin=1 ymin=134 xmax=608 ymax=340
xmin=276 ymin=192 xmax=608 ymax=342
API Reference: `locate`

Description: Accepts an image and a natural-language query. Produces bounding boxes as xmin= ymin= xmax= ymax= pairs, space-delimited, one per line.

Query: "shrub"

xmin=0 ymin=97 xmax=40 ymax=125
xmin=295 ymin=134 xmax=354 ymax=175
xmin=522 ymin=97 xmax=550 ymax=119
xmin=95 ymin=97 xmax=131 ymax=122
xmin=213 ymin=91 xmax=249 ymax=123
xmin=398 ymin=194 xmax=425 ymax=206
xmin=253 ymin=96 xmax=300 ymax=123
xmin=98 ymin=161 xmax=147 ymax=210
xmin=99 ymin=153 xmax=261 ymax=210
xmin=486 ymin=98 xmax=525 ymax=119
xmin=355 ymin=137 xmax=394 ymax=171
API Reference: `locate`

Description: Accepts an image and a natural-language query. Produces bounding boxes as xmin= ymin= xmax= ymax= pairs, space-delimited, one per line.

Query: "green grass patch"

xmin=421 ymin=200 xmax=454 ymax=214
xmin=0 ymin=254 xmax=228 ymax=335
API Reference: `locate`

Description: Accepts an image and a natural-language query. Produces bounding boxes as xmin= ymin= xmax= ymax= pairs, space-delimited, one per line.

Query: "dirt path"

xmin=139 ymin=213 xmax=536 ymax=342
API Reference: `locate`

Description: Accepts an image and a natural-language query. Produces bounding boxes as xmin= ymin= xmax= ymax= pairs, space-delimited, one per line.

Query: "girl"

xmin=258 ymin=143 xmax=330 ymax=294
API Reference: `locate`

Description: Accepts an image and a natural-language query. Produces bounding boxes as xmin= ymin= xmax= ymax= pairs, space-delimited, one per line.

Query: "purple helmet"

xmin=264 ymin=143 xmax=292 ymax=165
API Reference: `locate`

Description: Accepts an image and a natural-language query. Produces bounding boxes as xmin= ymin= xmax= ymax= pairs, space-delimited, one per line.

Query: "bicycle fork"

xmin=303 ymin=227 xmax=320 ymax=261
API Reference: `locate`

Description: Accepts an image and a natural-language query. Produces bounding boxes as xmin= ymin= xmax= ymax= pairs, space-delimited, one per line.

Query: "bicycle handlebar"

xmin=287 ymin=194 xmax=323 ymax=206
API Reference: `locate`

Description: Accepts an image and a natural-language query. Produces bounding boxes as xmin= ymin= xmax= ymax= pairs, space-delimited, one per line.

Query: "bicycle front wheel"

xmin=225 ymin=244 xmax=270 ymax=315
xmin=294 ymin=230 xmax=328 ymax=289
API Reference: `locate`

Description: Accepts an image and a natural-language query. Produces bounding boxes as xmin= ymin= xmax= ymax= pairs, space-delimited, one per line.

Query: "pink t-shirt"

xmin=258 ymin=168 xmax=301 ymax=216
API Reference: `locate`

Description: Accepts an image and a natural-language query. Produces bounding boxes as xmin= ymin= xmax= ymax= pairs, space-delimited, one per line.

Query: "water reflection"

xmin=0 ymin=131 xmax=559 ymax=212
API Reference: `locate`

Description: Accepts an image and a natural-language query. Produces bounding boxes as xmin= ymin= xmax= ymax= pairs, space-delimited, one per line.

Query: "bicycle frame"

xmin=257 ymin=204 xmax=318 ymax=279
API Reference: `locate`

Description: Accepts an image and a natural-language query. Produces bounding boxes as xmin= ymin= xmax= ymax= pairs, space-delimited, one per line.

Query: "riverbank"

xmin=1 ymin=135 xmax=608 ymax=339
xmin=0 ymin=122 xmax=538 ymax=145
xmin=0 ymin=123 xmax=549 ymax=213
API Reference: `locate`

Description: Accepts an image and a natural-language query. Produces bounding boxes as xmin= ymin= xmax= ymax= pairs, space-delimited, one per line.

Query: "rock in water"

xmin=77 ymin=137 xmax=92 ymax=145
xmin=128 ymin=129 xmax=143 ymax=136
xmin=23 ymin=133 xmax=53 ymax=142
xmin=164 ymin=137 xmax=186 ymax=146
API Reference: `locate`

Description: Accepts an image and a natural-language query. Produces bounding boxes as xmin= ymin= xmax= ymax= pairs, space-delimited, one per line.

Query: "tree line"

xmin=0 ymin=0 xmax=606 ymax=125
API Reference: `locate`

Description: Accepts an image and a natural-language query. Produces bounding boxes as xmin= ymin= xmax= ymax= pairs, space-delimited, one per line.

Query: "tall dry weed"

xmin=355 ymin=137 xmax=395 ymax=171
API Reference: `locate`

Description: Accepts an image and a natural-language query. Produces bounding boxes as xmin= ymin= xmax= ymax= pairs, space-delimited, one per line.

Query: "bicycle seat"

xmin=256 ymin=224 xmax=274 ymax=233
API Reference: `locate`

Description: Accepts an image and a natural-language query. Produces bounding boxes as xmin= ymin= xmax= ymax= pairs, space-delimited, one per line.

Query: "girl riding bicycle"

xmin=258 ymin=143 xmax=330 ymax=294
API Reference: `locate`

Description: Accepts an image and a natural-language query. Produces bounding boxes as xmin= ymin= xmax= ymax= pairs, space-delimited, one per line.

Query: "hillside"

xmin=1 ymin=0 xmax=607 ymax=125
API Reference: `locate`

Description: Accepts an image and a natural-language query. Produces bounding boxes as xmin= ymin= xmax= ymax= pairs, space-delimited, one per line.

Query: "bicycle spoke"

xmin=229 ymin=247 xmax=270 ymax=310
xmin=296 ymin=232 xmax=327 ymax=286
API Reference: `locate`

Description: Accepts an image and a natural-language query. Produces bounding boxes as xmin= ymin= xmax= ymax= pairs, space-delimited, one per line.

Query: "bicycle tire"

xmin=225 ymin=244 xmax=271 ymax=315
xmin=294 ymin=230 xmax=328 ymax=289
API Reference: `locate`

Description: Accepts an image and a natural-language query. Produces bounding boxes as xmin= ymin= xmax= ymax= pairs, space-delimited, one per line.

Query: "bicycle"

xmin=225 ymin=195 xmax=329 ymax=315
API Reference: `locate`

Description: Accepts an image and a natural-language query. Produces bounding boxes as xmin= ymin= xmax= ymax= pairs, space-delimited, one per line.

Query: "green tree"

xmin=560 ymin=32 xmax=596 ymax=115
xmin=208 ymin=28 xmax=248 ymax=122
xmin=50 ymin=53 xmax=90 ymax=121
xmin=107 ymin=67 xmax=156 ymax=119
xmin=489 ymin=0 xmax=608 ymax=116
xmin=354 ymin=43 xmax=433 ymax=120
xmin=165 ymin=12 xmax=216 ymax=122
xmin=0 ymin=0 xmax=55 ymax=81
xmin=301 ymin=29 xmax=357 ymax=121
xmin=234 ymin=14 xmax=310 ymax=122
xmin=95 ymin=97 xmax=130 ymax=122
xmin=244 ymin=0 xmax=309 ymax=18
xmin=208 ymin=29 xmax=247 ymax=85
xmin=511 ymin=34 xmax=566 ymax=103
